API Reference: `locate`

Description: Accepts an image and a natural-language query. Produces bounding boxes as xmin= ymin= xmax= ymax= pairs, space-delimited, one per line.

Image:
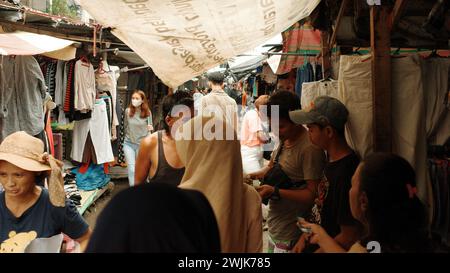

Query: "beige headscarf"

xmin=0 ymin=131 xmax=65 ymax=207
xmin=176 ymin=115 xmax=262 ymax=253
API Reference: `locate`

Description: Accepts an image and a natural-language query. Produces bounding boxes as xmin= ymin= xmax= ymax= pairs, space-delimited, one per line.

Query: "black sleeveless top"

xmin=148 ymin=131 xmax=185 ymax=186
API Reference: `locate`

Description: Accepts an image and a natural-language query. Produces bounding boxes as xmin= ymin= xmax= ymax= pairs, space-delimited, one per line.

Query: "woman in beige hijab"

xmin=176 ymin=115 xmax=263 ymax=253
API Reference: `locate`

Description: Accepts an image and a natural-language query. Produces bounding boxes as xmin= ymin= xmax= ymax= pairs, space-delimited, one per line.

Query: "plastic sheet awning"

xmin=78 ymin=0 xmax=321 ymax=88
xmin=0 ymin=31 xmax=76 ymax=60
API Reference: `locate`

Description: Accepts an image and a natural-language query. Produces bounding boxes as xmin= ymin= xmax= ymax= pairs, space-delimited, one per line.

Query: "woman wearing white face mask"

xmin=123 ymin=90 xmax=153 ymax=186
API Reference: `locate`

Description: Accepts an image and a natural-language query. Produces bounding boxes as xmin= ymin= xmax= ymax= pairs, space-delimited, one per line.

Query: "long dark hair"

xmin=359 ymin=153 xmax=432 ymax=253
xmin=128 ymin=90 xmax=151 ymax=119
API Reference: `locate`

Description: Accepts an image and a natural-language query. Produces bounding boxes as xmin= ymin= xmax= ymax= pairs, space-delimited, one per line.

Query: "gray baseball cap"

xmin=289 ymin=96 xmax=349 ymax=131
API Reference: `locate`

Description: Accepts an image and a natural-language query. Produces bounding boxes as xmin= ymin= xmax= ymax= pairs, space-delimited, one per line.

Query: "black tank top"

xmin=148 ymin=131 xmax=185 ymax=186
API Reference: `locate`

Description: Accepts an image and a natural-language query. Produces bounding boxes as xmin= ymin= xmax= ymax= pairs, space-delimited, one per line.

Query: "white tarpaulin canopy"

xmin=0 ymin=30 xmax=76 ymax=60
xmin=267 ymin=54 xmax=282 ymax=74
xmin=78 ymin=0 xmax=321 ymax=88
xmin=228 ymin=34 xmax=281 ymax=74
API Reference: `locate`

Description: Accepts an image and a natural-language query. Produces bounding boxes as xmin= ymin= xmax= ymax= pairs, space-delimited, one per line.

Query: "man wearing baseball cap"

xmin=289 ymin=96 xmax=362 ymax=253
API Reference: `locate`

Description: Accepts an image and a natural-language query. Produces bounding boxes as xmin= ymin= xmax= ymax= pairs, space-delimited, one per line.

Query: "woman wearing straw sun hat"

xmin=0 ymin=131 xmax=91 ymax=252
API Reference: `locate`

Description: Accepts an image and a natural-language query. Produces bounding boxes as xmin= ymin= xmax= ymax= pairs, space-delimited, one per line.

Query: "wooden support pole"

xmin=329 ymin=0 xmax=349 ymax=49
xmin=371 ymin=4 xmax=392 ymax=152
xmin=321 ymin=31 xmax=332 ymax=79
xmin=391 ymin=0 xmax=408 ymax=31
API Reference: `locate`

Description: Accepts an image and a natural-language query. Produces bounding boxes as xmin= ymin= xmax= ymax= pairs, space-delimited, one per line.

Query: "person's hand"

xmin=291 ymin=233 xmax=309 ymax=253
xmin=256 ymin=184 xmax=274 ymax=199
xmin=148 ymin=125 xmax=153 ymax=132
xmin=244 ymin=175 xmax=253 ymax=185
xmin=248 ymin=172 xmax=265 ymax=180
xmin=299 ymin=219 xmax=328 ymax=245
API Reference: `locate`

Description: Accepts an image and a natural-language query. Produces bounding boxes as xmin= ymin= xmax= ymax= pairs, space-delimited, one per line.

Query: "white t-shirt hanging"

xmin=74 ymin=60 xmax=96 ymax=112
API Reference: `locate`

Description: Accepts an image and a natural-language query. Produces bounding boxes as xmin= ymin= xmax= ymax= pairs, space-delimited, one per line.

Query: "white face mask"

xmin=132 ymin=99 xmax=143 ymax=107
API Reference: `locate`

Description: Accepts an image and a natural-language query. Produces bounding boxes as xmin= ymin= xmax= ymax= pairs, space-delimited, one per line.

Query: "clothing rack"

xmin=97 ymin=48 xmax=119 ymax=55
xmin=262 ymin=52 xmax=318 ymax=56
xmin=120 ymin=65 xmax=149 ymax=73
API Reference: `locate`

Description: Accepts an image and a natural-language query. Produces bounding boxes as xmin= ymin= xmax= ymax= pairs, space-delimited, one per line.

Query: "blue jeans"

xmin=123 ymin=139 xmax=140 ymax=186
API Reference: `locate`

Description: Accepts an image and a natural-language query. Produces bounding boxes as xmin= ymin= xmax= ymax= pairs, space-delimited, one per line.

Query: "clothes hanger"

xmin=79 ymin=56 xmax=90 ymax=67
xmin=319 ymin=76 xmax=334 ymax=82
xmin=391 ymin=47 xmax=406 ymax=58
xmin=425 ymin=49 xmax=447 ymax=59
xmin=353 ymin=47 xmax=362 ymax=55
xmin=99 ymin=57 xmax=112 ymax=73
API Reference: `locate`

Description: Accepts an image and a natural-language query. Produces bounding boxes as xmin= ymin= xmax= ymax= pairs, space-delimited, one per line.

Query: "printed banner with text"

xmin=78 ymin=0 xmax=321 ymax=88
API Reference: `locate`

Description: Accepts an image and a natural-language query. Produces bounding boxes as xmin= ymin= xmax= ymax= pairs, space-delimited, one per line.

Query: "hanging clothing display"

xmin=421 ymin=58 xmax=450 ymax=145
xmin=54 ymin=60 xmax=65 ymax=109
xmin=44 ymin=95 xmax=55 ymax=156
xmin=391 ymin=56 xmax=429 ymax=212
xmin=95 ymin=61 xmax=120 ymax=140
xmin=34 ymin=129 xmax=49 ymax=154
xmin=53 ymin=61 xmax=68 ymax=125
xmin=300 ymin=80 xmax=339 ymax=110
xmin=71 ymin=99 xmax=114 ymax=164
xmin=337 ymin=55 xmax=373 ymax=159
xmin=63 ymin=60 xmax=76 ymax=117
xmin=45 ymin=61 xmax=57 ymax=100
xmin=428 ymin=157 xmax=449 ymax=245
xmin=41 ymin=59 xmax=65 ymax=124
xmin=252 ymin=77 xmax=258 ymax=98
xmin=101 ymin=94 xmax=113 ymax=134
xmin=43 ymin=57 xmax=106 ymax=125
xmin=55 ymin=62 xmax=73 ymax=125
xmin=337 ymin=54 xmax=431 ymax=212
xmin=315 ymin=63 xmax=323 ymax=81
xmin=277 ymin=22 xmax=322 ymax=75
xmin=74 ymin=60 xmax=96 ymax=113
xmin=117 ymin=98 xmax=126 ymax=164
xmin=261 ymin=64 xmax=277 ymax=84
xmin=60 ymin=59 xmax=94 ymax=122
xmin=295 ymin=62 xmax=314 ymax=100
xmin=0 ymin=55 xmax=47 ymax=139
xmin=109 ymin=65 xmax=121 ymax=139
xmin=95 ymin=70 xmax=115 ymax=93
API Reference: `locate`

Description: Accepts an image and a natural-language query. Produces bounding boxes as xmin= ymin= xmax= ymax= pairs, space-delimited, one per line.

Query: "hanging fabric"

xmin=300 ymin=80 xmax=339 ymax=110
xmin=315 ymin=63 xmax=323 ymax=81
xmin=337 ymin=54 xmax=431 ymax=216
xmin=428 ymin=157 xmax=449 ymax=245
xmin=252 ymin=77 xmax=258 ymax=98
xmin=71 ymin=99 xmax=114 ymax=165
xmin=74 ymin=59 xmax=96 ymax=113
xmin=0 ymin=55 xmax=47 ymax=138
xmin=117 ymin=98 xmax=126 ymax=164
xmin=421 ymin=58 xmax=450 ymax=145
xmin=295 ymin=62 xmax=314 ymax=100
xmin=277 ymin=22 xmax=321 ymax=75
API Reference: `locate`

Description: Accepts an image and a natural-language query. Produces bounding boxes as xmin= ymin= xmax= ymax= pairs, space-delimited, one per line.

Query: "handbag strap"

xmin=274 ymin=143 xmax=284 ymax=163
